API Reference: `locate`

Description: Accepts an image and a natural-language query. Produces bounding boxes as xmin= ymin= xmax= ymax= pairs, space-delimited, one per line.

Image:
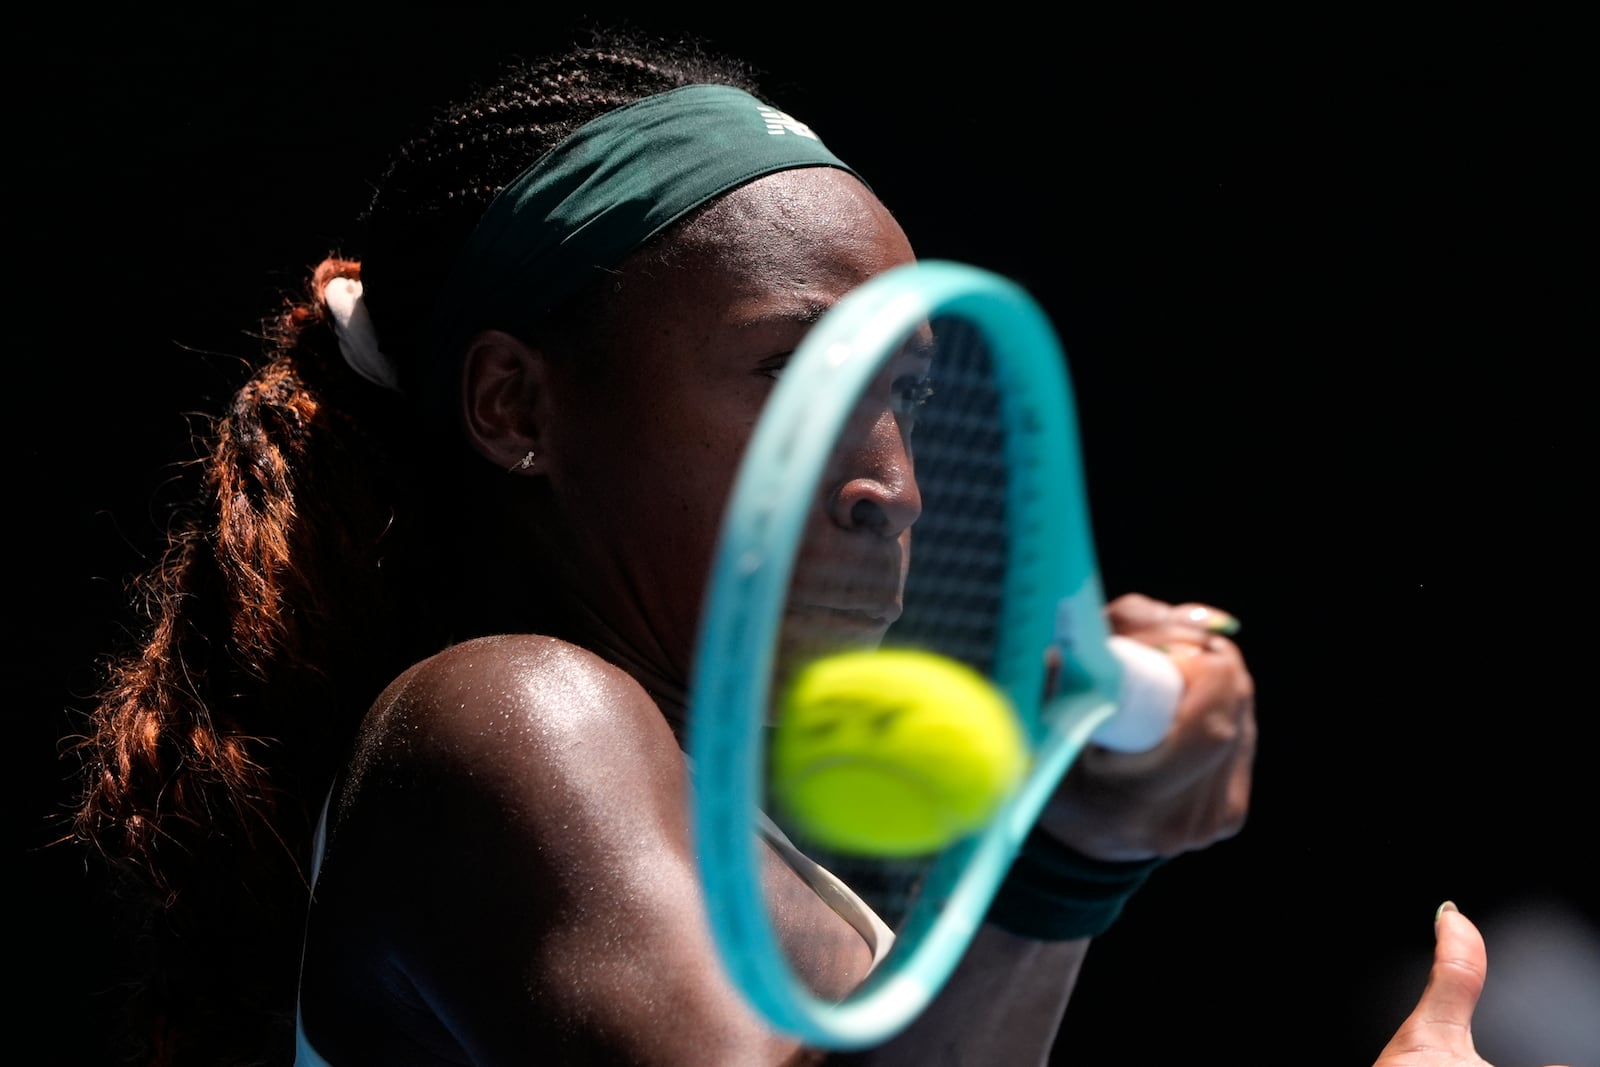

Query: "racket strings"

xmin=764 ymin=313 xmax=1020 ymax=950
xmin=894 ymin=317 xmax=1010 ymax=678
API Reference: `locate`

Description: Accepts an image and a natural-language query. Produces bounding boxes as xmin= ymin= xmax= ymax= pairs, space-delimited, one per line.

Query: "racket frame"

xmin=688 ymin=260 xmax=1128 ymax=1048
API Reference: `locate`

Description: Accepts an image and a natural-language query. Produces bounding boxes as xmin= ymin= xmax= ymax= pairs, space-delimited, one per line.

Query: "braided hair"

xmin=69 ymin=34 xmax=765 ymax=1066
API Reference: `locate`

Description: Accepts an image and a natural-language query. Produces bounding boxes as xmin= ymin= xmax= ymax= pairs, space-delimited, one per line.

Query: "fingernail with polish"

xmin=1182 ymin=606 xmax=1241 ymax=635
xmin=1209 ymin=612 xmax=1240 ymax=635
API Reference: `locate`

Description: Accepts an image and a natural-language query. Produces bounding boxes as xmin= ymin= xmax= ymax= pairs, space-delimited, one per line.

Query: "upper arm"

xmin=301 ymin=634 xmax=808 ymax=1065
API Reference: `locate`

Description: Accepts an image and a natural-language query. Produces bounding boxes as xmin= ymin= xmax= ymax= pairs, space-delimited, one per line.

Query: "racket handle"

xmin=1091 ymin=636 xmax=1184 ymax=751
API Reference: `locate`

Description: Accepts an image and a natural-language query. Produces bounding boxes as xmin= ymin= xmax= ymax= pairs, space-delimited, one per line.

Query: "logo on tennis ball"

xmin=769 ymin=648 xmax=1029 ymax=857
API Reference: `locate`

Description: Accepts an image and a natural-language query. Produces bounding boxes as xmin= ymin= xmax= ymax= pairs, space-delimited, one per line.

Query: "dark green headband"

xmin=433 ymin=83 xmax=864 ymax=364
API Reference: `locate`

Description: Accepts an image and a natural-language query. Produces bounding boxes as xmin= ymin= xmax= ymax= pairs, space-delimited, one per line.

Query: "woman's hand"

xmin=1035 ymin=592 xmax=1258 ymax=861
xmin=1374 ymin=902 xmax=1569 ymax=1067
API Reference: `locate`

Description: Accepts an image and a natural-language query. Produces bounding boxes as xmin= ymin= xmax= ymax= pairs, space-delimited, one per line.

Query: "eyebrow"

xmin=735 ymin=301 xmax=832 ymax=332
xmin=736 ymin=301 xmax=936 ymax=370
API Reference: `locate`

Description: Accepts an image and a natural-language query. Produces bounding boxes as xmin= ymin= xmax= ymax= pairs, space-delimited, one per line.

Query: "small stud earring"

xmin=509 ymin=450 xmax=536 ymax=473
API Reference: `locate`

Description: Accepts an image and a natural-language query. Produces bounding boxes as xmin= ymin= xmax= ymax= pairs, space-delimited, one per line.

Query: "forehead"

xmin=660 ymin=168 xmax=915 ymax=307
xmin=579 ymin=168 xmax=916 ymax=369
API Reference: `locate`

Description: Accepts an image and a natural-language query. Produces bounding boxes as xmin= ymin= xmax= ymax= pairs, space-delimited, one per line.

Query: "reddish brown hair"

xmin=67 ymin=35 xmax=767 ymax=1065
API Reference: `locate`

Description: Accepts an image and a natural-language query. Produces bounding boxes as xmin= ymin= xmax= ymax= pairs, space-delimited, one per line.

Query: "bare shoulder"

xmin=351 ymin=633 xmax=679 ymax=790
xmin=372 ymin=631 xmax=654 ymax=728
xmin=325 ymin=632 xmax=690 ymax=872
xmin=301 ymin=635 xmax=736 ymax=1060
xmin=319 ymin=631 xmax=695 ymax=914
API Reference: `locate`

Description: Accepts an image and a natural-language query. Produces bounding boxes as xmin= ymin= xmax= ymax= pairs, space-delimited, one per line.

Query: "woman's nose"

xmin=828 ymin=406 xmax=922 ymax=536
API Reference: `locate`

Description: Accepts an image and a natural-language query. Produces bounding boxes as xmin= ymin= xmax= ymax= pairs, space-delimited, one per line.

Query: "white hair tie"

xmin=324 ymin=276 xmax=402 ymax=392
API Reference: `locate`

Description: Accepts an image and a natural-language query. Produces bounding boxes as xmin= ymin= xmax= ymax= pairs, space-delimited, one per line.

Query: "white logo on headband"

xmin=757 ymin=105 xmax=820 ymax=140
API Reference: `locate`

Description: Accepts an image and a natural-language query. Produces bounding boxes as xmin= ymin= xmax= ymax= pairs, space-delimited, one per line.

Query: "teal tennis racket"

xmin=686 ymin=260 xmax=1181 ymax=1050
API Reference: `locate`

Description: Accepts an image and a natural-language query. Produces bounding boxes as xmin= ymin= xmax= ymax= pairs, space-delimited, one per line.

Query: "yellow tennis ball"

xmin=769 ymin=648 xmax=1029 ymax=858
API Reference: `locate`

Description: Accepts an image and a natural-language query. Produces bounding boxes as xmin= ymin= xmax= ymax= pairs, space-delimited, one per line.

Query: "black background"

xmin=15 ymin=9 xmax=1593 ymax=1066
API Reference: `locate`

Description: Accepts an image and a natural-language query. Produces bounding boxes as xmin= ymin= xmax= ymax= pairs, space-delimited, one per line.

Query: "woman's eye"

xmin=892 ymin=376 xmax=936 ymax=419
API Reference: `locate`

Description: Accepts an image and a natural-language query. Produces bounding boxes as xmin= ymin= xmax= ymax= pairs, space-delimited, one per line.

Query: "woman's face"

xmin=536 ymin=167 xmax=920 ymax=709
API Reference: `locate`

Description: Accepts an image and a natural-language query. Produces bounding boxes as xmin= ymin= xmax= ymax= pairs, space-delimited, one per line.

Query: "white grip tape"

xmin=1091 ymin=636 xmax=1184 ymax=751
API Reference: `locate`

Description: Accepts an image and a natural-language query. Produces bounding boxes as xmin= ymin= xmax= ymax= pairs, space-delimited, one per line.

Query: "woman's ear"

xmin=461 ymin=330 xmax=550 ymax=475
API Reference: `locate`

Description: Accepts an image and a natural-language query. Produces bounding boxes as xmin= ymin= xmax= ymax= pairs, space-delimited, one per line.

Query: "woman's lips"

xmin=779 ymin=602 xmax=901 ymax=658
xmin=784 ymin=531 xmax=910 ymax=647
xmin=787 ymin=602 xmax=902 ymax=627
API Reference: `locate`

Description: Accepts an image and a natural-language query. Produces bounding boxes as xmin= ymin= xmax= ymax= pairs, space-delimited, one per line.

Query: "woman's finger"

xmin=1106 ymin=593 xmax=1240 ymax=643
xmin=1422 ymin=903 xmax=1489 ymax=1039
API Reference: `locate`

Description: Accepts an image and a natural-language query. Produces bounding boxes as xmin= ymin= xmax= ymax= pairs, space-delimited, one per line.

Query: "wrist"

xmin=985 ymin=826 xmax=1165 ymax=941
